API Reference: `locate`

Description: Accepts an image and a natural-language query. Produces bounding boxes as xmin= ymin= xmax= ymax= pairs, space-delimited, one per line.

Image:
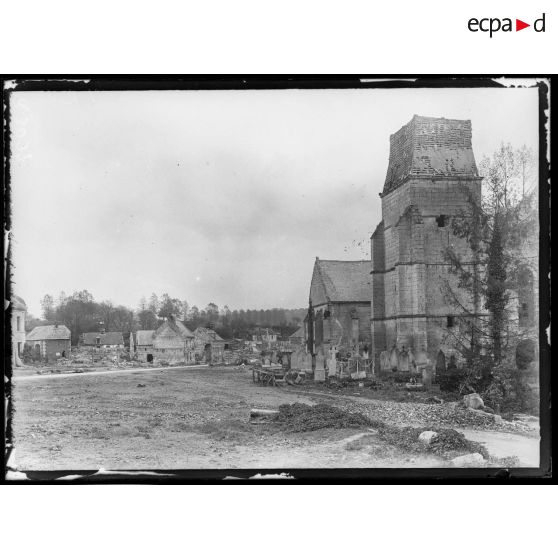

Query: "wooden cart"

xmin=252 ymin=364 xmax=287 ymax=386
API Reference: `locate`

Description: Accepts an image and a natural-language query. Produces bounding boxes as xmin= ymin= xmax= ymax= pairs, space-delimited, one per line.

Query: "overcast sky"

xmin=9 ymin=86 xmax=539 ymax=316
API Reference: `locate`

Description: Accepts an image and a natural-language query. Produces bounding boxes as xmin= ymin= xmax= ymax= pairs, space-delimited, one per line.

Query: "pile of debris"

xmin=252 ymin=403 xmax=496 ymax=465
xmin=252 ymin=403 xmax=383 ymax=432
xmin=334 ymin=398 xmax=535 ymax=434
xmin=376 ymin=424 xmax=489 ymax=461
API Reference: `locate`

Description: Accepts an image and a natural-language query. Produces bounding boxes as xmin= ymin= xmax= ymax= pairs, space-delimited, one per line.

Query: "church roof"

xmin=290 ymin=325 xmax=305 ymax=339
xmin=382 ymin=115 xmax=479 ymax=196
xmin=310 ymin=259 xmax=371 ymax=305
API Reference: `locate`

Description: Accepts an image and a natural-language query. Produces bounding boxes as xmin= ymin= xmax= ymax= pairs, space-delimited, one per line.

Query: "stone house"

xmin=26 ymin=324 xmax=72 ymax=362
xmin=369 ymin=115 xmax=483 ymax=370
xmin=193 ymin=327 xmax=226 ymax=362
xmin=11 ymin=295 xmax=27 ymax=366
xmin=308 ymin=258 xmax=372 ymax=354
xmin=132 ymin=329 xmax=156 ymax=360
xmin=133 ymin=317 xmax=195 ymax=364
xmin=81 ymin=331 xmax=125 ymax=351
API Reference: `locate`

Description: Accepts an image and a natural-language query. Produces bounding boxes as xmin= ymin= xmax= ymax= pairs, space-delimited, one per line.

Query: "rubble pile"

xmin=332 ymin=399 xmax=536 ymax=434
xmin=270 ymin=403 xmax=495 ymax=462
xmin=271 ymin=403 xmax=383 ymax=432
xmin=376 ymin=424 xmax=490 ymax=460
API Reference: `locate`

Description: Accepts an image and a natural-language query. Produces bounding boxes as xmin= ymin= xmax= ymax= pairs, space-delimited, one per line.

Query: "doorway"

xmin=147 ymin=354 xmax=153 ymax=363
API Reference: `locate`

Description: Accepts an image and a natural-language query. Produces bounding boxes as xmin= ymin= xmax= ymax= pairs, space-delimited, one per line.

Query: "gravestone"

xmin=327 ymin=347 xmax=337 ymax=378
xmin=380 ymin=351 xmax=391 ymax=374
xmin=422 ymin=365 xmax=433 ymax=389
xmin=389 ymin=346 xmax=399 ymax=372
xmin=398 ymin=347 xmax=410 ymax=372
xmin=314 ymin=349 xmax=326 ymax=382
xmin=300 ymin=351 xmax=313 ymax=373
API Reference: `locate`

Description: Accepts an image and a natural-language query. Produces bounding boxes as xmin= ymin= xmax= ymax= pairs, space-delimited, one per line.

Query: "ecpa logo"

xmin=468 ymin=13 xmax=546 ymax=37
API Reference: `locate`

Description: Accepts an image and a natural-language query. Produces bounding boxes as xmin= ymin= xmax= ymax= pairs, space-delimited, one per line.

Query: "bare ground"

xmin=10 ymin=367 xmax=538 ymax=470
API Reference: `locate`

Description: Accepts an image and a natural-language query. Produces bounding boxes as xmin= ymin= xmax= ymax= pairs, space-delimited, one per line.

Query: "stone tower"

xmin=370 ymin=115 xmax=482 ymax=363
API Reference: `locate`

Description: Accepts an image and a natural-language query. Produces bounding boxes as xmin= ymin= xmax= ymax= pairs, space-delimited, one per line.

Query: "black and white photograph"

xmin=4 ymin=78 xmax=550 ymax=479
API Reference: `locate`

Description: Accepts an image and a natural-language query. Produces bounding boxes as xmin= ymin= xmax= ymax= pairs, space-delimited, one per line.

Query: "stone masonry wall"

xmin=371 ymin=178 xmax=482 ymax=361
xmin=314 ymin=302 xmax=371 ymax=349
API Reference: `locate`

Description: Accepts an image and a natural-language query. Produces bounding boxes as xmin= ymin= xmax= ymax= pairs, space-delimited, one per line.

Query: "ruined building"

xmin=370 ymin=115 xmax=482 ymax=367
xmin=132 ymin=316 xmax=195 ymax=364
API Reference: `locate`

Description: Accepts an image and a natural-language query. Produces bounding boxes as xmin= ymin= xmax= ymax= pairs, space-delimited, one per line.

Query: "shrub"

xmin=481 ymin=364 xmax=538 ymax=415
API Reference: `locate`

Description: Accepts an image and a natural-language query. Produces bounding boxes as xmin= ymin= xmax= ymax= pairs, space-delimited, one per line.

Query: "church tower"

xmin=370 ymin=115 xmax=482 ymax=364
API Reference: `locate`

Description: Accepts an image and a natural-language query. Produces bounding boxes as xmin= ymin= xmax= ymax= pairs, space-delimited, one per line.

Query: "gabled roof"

xmin=156 ymin=318 xmax=194 ymax=339
xmin=136 ymin=330 xmax=155 ymax=346
xmin=82 ymin=331 xmax=124 ymax=345
xmin=310 ymin=259 xmax=371 ymax=305
xmin=27 ymin=324 xmax=71 ymax=341
xmin=193 ymin=327 xmax=224 ymax=342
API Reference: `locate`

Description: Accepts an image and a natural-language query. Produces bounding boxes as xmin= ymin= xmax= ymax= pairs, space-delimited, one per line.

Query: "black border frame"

xmin=2 ymin=75 xmax=552 ymax=483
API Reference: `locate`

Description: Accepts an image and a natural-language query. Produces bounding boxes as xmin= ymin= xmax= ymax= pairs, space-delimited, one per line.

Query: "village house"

xmin=11 ymin=295 xmax=27 ymax=367
xmin=132 ymin=329 xmax=156 ymax=360
xmin=133 ymin=316 xmax=195 ymax=364
xmin=308 ymin=258 xmax=372 ymax=354
xmin=81 ymin=331 xmax=125 ymax=351
xmin=26 ymin=324 xmax=72 ymax=362
xmin=193 ymin=327 xmax=226 ymax=362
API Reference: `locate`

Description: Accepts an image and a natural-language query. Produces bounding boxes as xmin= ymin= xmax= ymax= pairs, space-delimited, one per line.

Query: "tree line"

xmin=33 ymin=291 xmax=306 ymax=345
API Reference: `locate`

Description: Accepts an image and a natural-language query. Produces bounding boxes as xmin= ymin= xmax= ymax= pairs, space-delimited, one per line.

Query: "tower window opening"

xmin=436 ymin=215 xmax=447 ymax=227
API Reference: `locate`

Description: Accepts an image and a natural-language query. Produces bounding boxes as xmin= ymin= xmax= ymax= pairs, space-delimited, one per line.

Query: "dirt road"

xmin=11 ymin=367 xmax=537 ymax=471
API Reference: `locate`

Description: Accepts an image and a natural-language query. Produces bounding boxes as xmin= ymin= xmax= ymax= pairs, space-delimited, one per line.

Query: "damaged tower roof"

xmin=382 ymin=115 xmax=480 ymax=196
